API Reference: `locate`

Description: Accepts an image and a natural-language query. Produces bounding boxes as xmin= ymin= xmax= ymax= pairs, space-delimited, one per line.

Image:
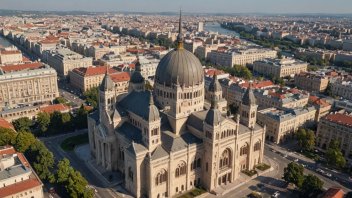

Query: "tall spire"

xmin=176 ymin=9 xmax=184 ymax=49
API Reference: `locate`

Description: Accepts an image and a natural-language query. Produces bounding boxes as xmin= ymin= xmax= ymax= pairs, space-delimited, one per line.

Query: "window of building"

xmin=155 ymin=169 xmax=167 ymax=185
xmin=175 ymin=162 xmax=187 ymax=177
xmin=128 ymin=167 xmax=133 ymax=181
xmin=219 ymin=149 xmax=231 ymax=169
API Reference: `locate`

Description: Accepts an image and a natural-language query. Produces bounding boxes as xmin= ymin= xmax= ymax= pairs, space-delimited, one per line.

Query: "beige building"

xmin=257 ymin=107 xmax=316 ymax=144
xmin=209 ymin=48 xmax=277 ymax=67
xmin=0 ymin=63 xmax=59 ymax=109
xmin=0 ymin=50 xmax=23 ymax=65
xmin=331 ymin=80 xmax=352 ymax=100
xmin=253 ymin=58 xmax=308 ymax=78
xmin=0 ymin=146 xmax=44 ymax=198
xmin=316 ymin=113 xmax=352 ymax=163
xmin=47 ymin=48 xmax=92 ymax=77
xmin=294 ymin=72 xmax=330 ymax=93
xmin=88 ymin=22 xmax=266 ymax=198
xmin=255 ymin=88 xmax=309 ymax=110
xmin=69 ymin=66 xmax=130 ymax=92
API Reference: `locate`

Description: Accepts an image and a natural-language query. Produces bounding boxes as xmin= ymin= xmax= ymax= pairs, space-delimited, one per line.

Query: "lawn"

xmin=60 ymin=133 xmax=89 ymax=151
xmin=256 ymin=163 xmax=271 ymax=171
xmin=242 ymin=169 xmax=258 ymax=177
xmin=177 ymin=188 xmax=206 ymax=198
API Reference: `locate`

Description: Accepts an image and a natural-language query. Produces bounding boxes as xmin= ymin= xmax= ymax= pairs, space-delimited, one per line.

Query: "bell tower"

xmin=239 ymin=82 xmax=258 ymax=128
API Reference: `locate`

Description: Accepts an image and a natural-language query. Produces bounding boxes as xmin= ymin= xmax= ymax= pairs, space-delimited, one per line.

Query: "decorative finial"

xmin=149 ymin=90 xmax=154 ymax=105
xmin=176 ymin=9 xmax=184 ymax=49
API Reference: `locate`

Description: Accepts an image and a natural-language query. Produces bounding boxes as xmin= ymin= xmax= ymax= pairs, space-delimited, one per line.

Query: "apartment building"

xmin=316 ymin=113 xmax=352 ymax=163
xmin=69 ymin=66 xmax=130 ymax=93
xmin=294 ymin=72 xmax=330 ymax=92
xmin=255 ymin=88 xmax=309 ymax=110
xmin=0 ymin=146 xmax=44 ymax=198
xmin=257 ymin=107 xmax=316 ymax=144
xmin=0 ymin=63 xmax=59 ymax=109
xmin=209 ymin=47 xmax=277 ymax=67
xmin=253 ymin=58 xmax=308 ymax=78
xmin=331 ymin=80 xmax=352 ymax=100
xmin=47 ymin=48 xmax=92 ymax=77
xmin=308 ymin=95 xmax=332 ymax=122
xmin=0 ymin=49 xmax=22 ymax=65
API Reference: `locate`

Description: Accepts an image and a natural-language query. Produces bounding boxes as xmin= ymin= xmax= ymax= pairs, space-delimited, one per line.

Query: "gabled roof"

xmin=150 ymin=145 xmax=168 ymax=160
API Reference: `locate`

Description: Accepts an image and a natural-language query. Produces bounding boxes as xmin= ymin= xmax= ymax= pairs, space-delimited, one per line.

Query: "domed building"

xmin=88 ymin=12 xmax=266 ymax=198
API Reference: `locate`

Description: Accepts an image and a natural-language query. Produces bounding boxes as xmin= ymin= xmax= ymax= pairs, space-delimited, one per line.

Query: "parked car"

xmin=272 ymin=191 xmax=280 ymax=198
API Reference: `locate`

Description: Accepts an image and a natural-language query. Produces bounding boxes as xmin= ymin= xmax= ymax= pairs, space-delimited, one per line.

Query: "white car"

xmin=272 ymin=191 xmax=280 ymax=198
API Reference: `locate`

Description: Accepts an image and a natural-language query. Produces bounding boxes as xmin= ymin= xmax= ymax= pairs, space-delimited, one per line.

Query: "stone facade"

xmin=257 ymin=107 xmax=316 ymax=144
xmin=253 ymin=58 xmax=308 ymax=78
xmin=294 ymin=72 xmax=329 ymax=93
xmin=0 ymin=64 xmax=59 ymax=109
xmin=316 ymin=113 xmax=352 ymax=164
xmin=88 ymin=22 xmax=266 ymax=198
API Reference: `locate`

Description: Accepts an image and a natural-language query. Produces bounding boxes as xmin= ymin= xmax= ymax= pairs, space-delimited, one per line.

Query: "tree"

xmin=57 ymin=158 xmax=93 ymax=198
xmin=66 ymin=170 xmax=94 ymax=198
xmin=12 ymin=117 xmax=32 ymax=132
xmin=325 ymin=140 xmax=346 ymax=169
xmin=61 ymin=112 xmax=73 ymax=131
xmin=300 ymin=174 xmax=323 ymax=197
xmin=36 ymin=112 xmax=50 ymax=134
xmin=145 ymin=80 xmax=153 ymax=90
xmin=296 ymin=128 xmax=315 ymax=151
xmin=283 ymin=162 xmax=305 ymax=188
xmin=57 ymin=158 xmax=74 ymax=183
xmin=84 ymin=87 xmax=99 ymax=109
xmin=14 ymin=131 xmax=36 ymax=153
xmin=0 ymin=127 xmax=17 ymax=146
xmin=54 ymin=97 xmax=68 ymax=104
xmin=74 ymin=105 xmax=88 ymax=129
xmin=29 ymin=140 xmax=55 ymax=183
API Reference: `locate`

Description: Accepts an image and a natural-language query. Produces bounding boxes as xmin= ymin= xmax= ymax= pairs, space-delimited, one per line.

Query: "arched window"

xmin=254 ymin=141 xmax=261 ymax=151
xmin=175 ymin=162 xmax=187 ymax=177
xmin=155 ymin=169 xmax=167 ymax=185
xmin=240 ymin=144 xmax=249 ymax=156
xmin=219 ymin=149 xmax=231 ymax=169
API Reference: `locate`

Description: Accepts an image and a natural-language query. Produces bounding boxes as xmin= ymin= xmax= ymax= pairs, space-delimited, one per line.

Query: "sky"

xmin=0 ymin=0 xmax=351 ymax=14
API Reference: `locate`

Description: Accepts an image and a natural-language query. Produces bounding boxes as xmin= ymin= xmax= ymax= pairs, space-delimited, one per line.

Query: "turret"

xmin=141 ymin=91 xmax=161 ymax=151
xmin=99 ymin=67 xmax=116 ymax=120
xmin=129 ymin=56 xmax=145 ymax=92
xmin=239 ymin=82 xmax=258 ymax=128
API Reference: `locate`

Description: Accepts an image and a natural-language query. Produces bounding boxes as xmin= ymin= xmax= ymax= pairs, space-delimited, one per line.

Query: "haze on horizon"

xmin=0 ymin=0 xmax=351 ymax=14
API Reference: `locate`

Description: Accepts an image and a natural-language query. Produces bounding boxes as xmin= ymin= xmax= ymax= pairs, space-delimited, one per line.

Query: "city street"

xmin=207 ymin=143 xmax=352 ymax=198
xmin=40 ymin=130 xmax=122 ymax=198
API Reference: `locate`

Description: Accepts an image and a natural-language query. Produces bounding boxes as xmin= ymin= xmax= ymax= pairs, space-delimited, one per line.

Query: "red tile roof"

xmin=0 ymin=50 xmax=21 ymax=55
xmin=0 ymin=118 xmax=14 ymax=130
xmin=324 ymin=113 xmax=352 ymax=127
xmin=71 ymin=66 xmax=118 ymax=77
xmin=0 ymin=62 xmax=44 ymax=72
xmin=309 ymin=95 xmax=330 ymax=107
xmin=40 ymin=104 xmax=70 ymax=114
xmin=321 ymin=187 xmax=345 ymax=198
xmin=110 ymin=72 xmax=130 ymax=82
xmin=0 ymin=146 xmax=16 ymax=155
xmin=0 ymin=178 xmax=42 ymax=198
xmin=205 ymin=69 xmax=224 ymax=76
xmin=240 ymin=80 xmax=274 ymax=89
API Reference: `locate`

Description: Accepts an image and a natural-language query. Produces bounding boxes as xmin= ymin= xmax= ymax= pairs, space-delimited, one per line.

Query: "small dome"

xmin=242 ymin=84 xmax=256 ymax=106
xmin=147 ymin=92 xmax=159 ymax=121
xmin=208 ymin=74 xmax=222 ymax=92
xmin=155 ymin=49 xmax=203 ymax=87
xmin=205 ymin=100 xmax=223 ymax=125
xmin=100 ymin=73 xmax=114 ymax=91
xmin=130 ymin=60 xmax=144 ymax=84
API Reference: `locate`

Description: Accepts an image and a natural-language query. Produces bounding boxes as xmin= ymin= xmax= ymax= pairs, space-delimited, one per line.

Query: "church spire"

xmin=176 ymin=9 xmax=184 ymax=49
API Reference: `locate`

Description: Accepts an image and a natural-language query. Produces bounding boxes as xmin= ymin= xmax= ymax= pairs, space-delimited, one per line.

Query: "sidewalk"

xmin=210 ymin=156 xmax=276 ymax=197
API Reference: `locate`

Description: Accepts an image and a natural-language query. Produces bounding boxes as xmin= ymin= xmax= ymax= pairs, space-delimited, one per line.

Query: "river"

xmin=204 ymin=22 xmax=239 ymax=37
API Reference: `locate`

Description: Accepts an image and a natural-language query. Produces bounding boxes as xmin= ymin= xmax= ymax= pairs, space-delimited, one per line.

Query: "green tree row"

xmin=217 ymin=65 xmax=253 ymax=80
xmin=12 ymin=105 xmax=89 ymax=136
xmin=0 ymin=127 xmax=93 ymax=198
xmin=284 ymin=162 xmax=324 ymax=197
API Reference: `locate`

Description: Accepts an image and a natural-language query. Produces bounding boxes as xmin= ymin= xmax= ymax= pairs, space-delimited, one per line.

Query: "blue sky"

xmin=0 ymin=0 xmax=351 ymax=14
